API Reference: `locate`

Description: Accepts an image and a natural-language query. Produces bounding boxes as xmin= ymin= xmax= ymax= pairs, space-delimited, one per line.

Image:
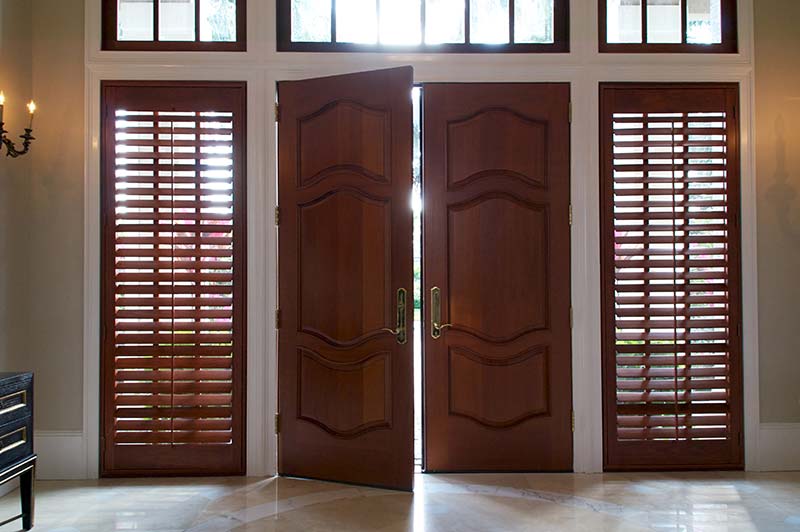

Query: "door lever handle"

xmin=430 ymin=286 xmax=452 ymax=339
xmin=434 ymin=322 xmax=452 ymax=332
xmin=383 ymin=288 xmax=407 ymax=345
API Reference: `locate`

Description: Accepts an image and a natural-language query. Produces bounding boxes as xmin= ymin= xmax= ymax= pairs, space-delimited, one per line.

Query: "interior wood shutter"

xmin=101 ymin=81 xmax=246 ymax=476
xmin=600 ymin=84 xmax=743 ymax=470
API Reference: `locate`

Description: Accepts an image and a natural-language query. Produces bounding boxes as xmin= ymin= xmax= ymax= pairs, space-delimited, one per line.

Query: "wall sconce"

xmin=0 ymin=92 xmax=36 ymax=158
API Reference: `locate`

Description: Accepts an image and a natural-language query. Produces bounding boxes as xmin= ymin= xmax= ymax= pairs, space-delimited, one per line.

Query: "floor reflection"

xmin=0 ymin=471 xmax=798 ymax=531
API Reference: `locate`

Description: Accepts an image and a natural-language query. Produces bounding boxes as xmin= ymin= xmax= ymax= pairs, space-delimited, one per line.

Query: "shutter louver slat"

xmin=115 ymin=111 xmax=233 ymax=445
xmin=105 ymin=95 xmax=243 ymax=471
xmin=601 ymin=85 xmax=743 ymax=470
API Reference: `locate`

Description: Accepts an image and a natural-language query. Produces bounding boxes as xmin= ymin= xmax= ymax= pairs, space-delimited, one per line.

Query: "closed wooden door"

xmin=423 ymin=84 xmax=573 ymax=472
xmin=277 ymin=67 xmax=415 ymax=490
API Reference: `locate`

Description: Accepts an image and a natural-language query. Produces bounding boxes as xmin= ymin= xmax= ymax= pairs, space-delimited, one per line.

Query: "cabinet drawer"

xmin=0 ymin=416 xmax=33 ymax=468
xmin=0 ymin=373 xmax=33 ymax=428
xmin=0 ymin=388 xmax=31 ymax=426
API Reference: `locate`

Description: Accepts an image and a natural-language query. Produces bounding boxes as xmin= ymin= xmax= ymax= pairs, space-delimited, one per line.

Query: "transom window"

xmin=277 ymin=0 xmax=569 ymax=52
xmin=103 ymin=0 xmax=246 ymax=51
xmin=600 ymin=0 xmax=737 ymax=52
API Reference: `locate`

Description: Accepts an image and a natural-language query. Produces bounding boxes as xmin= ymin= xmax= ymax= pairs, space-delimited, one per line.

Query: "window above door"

xmin=277 ymin=0 xmax=569 ymax=53
xmin=600 ymin=0 xmax=737 ymax=53
xmin=103 ymin=0 xmax=246 ymax=51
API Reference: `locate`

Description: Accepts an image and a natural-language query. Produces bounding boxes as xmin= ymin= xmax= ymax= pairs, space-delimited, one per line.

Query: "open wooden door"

xmin=423 ymin=84 xmax=573 ymax=472
xmin=277 ymin=67 xmax=414 ymax=490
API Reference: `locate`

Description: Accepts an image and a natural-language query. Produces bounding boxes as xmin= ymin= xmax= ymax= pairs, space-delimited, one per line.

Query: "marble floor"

xmin=0 ymin=471 xmax=799 ymax=532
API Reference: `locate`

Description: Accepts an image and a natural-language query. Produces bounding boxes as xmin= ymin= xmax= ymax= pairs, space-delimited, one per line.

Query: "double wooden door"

xmin=278 ymin=69 xmax=572 ymax=490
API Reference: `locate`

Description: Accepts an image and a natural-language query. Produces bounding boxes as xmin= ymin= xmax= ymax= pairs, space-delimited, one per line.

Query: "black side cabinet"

xmin=0 ymin=372 xmax=35 ymax=530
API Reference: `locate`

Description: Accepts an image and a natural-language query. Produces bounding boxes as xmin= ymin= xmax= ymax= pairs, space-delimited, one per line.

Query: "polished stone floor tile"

xmin=0 ymin=472 xmax=798 ymax=531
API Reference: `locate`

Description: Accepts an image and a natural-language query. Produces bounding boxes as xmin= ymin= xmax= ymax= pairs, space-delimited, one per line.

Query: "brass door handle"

xmin=434 ymin=323 xmax=453 ymax=336
xmin=430 ymin=286 xmax=452 ymax=339
xmin=383 ymin=288 xmax=407 ymax=345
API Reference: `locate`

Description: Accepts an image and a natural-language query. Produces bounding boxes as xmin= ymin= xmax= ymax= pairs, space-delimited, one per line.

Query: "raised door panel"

xmin=298 ymin=190 xmax=391 ymax=346
xmin=278 ymin=67 xmax=414 ymax=491
xmin=298 ymin=101 xmax=390 ymax=187
xmin=448 ymin=195 xmax=548 ymax=342
xmin=424 ymin=83 xmax=572 ymax=472
xmin=447 ymin=108 xmax=548 ymax=189
xmin=449 ymin=346 xmax=550 ymax=428
xmin=298 ymin=348 xmax=391 ymax=437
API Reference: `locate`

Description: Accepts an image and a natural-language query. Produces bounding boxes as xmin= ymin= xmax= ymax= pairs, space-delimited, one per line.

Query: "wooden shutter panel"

xmin=101 ymin=82 xmax=246 ymax=476
xmin=600 ymin=84 xmax=743 ymax=470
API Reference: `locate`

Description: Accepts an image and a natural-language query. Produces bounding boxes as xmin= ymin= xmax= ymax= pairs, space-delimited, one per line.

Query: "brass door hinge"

xmin=569 ymin=204 xmax=573 ymax=226
xmin=274 ymin=413 xmax=281 ymax=434
xmin=571 ymin=411 xmax=575 ymax=433
xmin=275 ymin=308 xmax=282 ymax=329
xmin=569 ymin=102 xmax=573 ymax=123
xmin=275 ymin=206 xmax=281 ymax=226
xmin=274 ymin=102 xmax=281 ymax=123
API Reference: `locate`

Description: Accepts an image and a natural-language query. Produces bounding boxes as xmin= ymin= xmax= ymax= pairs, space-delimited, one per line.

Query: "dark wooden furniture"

xmin=0 ymin=372 xmax=35 ymax=530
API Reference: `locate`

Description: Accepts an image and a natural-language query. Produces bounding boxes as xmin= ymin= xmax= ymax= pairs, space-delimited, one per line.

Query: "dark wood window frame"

xmin=102 ymin=0 xmax=246 ymax=52
xmin=599 ymin=0 xmax=737 ymax=53
xmin=600 ymin=82 xmax=744 ymax=471
xmin=276 ymin=0 xmax=569 ymax=53
xmin=100 ymin=80 xmax=247 ymax=476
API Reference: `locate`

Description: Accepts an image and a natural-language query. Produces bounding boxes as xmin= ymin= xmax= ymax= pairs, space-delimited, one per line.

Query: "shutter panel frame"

xmin=100 ymin=81 xmax=247 ymax=477
xmin=600 ymin=83 xmax=744 ymax=471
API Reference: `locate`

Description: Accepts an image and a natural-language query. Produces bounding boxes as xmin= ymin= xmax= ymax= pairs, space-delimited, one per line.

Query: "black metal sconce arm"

xmin=1 ymin=124 xmax=35 ymax=158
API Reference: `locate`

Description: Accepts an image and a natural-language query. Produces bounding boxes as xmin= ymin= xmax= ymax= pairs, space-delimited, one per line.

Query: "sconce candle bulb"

xmin=27 ymin=101 xmax=36 ymax=129
xmin=0 ymin=91 xmax=36 ymax=158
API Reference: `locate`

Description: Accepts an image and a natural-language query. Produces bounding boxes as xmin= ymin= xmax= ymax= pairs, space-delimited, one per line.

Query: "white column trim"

xmin=82 ymin=66 xmax=270 ymax=478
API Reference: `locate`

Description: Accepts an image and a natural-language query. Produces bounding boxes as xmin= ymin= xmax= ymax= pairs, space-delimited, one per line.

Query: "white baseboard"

xmin=35 ymin=431 xmax=87 ymax=480
xmin=26 ymin=425 xmax=798 ymax=479
xmin=758 ymin=423 xmax=800 ymax=471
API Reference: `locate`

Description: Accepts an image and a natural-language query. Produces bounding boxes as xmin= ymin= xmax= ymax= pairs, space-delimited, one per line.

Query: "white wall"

xmin=0 ymin=0 xmax=32 ymax=373
xmin=754 ymin=0 xmax=800 ymax=425
xmin=752 ymin=0 xmax=800 ymax=471
xmin=27 ymin=0 xmax=86 ymax=432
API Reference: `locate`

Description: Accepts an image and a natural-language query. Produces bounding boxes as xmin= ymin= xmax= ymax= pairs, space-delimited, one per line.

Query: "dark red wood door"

xmin=423 ymin=84 xmax=573 ymax=472
xmin=277 ymin=67 xmax=414 ymax=490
